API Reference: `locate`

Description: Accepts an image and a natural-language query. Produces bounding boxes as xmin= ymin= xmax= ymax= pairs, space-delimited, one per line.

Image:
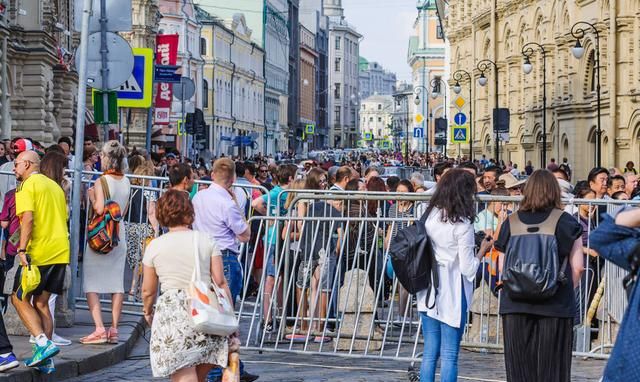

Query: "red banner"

xmin=154 ymin=34 xmax=179 ymax=125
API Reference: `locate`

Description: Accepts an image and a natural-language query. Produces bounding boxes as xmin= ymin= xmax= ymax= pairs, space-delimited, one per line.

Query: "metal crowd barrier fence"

xmin=231 ymin=191 xmax=639 ymax=362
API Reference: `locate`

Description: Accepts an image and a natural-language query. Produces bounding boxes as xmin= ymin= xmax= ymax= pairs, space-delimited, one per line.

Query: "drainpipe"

xmin=1 ymin=37 xmax=10 ymax=140
xmin=230 ymin=32 xmax=237 ymax=157
xmin=608 ymin=0 xmax=616 ymax=167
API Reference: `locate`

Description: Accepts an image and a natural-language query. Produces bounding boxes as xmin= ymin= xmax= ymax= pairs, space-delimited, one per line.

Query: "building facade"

xmin=408 ymin=1 xmax=446 ymax=153
xmin=359 ymin=94 xmax=394 ymax=147
xmin=1 ymin=0 xmax=78 ymax=143
xmin=392 ymin=82 xmax=417 ymax=152
xmin=287 ymin=0 xmax=300 ymax=152
xmin=299 ymin=25 xmax=317 ymax=151
xmin=264 ymin=0 xmax=290 ymax=155
xmin=358 ymin=58 xmax=397 ymax=98
xmin=324 ymin=0 xmax=362 ymax=148
xmin=199 ymin=9 xmax=265 ymax=157
xmin=443 ymin=0 xmax=640 ymax=177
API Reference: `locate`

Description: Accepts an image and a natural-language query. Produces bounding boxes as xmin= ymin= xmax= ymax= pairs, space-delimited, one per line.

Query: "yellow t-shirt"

xmin=16 ymin=173 xmax=70 ymax=265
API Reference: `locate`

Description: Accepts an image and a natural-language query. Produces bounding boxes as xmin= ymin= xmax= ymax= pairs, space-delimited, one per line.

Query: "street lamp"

xmin=413 ymin=85 xmax=430 ymax=157
xmin=476 ymin=59 xmax=500 ymax=163
xmin=429 ymin=77 xmax=447 ymax=156
xmin=393 ymin=93 xmax=412 ymax=165
xmin=571 ymin=21 xmax=602 ymax=167
xmin=522 ymin=42 xmax=547 ymax=168
xmin=452 ymin=69 xmax=473 ymax=157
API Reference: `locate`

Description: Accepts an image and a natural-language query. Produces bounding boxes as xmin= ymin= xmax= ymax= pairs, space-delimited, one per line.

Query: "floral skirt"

xmin=125 ymin=222 xmax=154 ymax=269
xmin=150 ymin=289 xmax=228 ymax=378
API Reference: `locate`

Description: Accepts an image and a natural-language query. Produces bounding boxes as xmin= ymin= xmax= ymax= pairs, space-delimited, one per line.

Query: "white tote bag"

xmin=189 ymin=231 xmax=239 ymax=336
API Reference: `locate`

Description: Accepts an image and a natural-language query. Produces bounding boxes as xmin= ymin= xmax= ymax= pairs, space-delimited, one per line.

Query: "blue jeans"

xmin=420 ymin=289 xmax=467 ymax=382
xmin=208 ymin=251 xmax=245 ymax=381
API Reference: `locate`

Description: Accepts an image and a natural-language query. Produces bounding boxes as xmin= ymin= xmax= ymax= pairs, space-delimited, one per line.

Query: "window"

xmin=203 ymin=80 xmax=209 ymax=109
xmin=369 ymin=117 xmax=373 ymax=122
xmin=200 ymin=38 xmax=207 ymax=56
xmin=433 ymin=76 xmax=442 ymax=93
xmin=335 ymin=36 xmax=341 ymax=50
xmin=334 ymin=83 xmax=341 ymax=99
xmin=334 ymin=106 xmax=341 ymax=122
xmin=335 ymin=58 xmax=341 ymax=72
xmin=436 ymin=25 xmax=444 ymax=40
xmin=377 ymin=104 xmax=382 ymax=110
xmin=378 ymin=117 xmax=382 ymax=122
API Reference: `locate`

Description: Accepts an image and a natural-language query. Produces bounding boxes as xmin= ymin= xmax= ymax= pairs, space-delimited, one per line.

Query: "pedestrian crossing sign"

xmin=363 ymin=132 xmax=373 ymax=141
xmin=451 ymin=125 xmax=469 ymax=143
xmin=305 ymin=124 xmax=315 ymax=134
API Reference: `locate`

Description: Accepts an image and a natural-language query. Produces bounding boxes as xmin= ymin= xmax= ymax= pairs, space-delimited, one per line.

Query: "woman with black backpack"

xmin=494 ymin=170 xmax=584 ymax=381
xmin=417 ymin=169 xmax=493 ymax=382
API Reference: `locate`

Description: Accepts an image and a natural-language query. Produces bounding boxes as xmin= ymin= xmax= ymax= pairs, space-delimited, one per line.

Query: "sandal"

xmin=313 ymin=335 xmax=332 ymax=343
xmin=107 ymin=327 xmax=119 ymax=344
xmin=285 ymin=333 xmax=307 ymax=342
xmin=80 ymin=329 xmax=107 ymax=345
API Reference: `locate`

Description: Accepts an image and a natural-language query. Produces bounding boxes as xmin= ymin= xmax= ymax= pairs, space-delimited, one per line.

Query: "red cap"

xmin=12 ymin=138 xmax=34 ymax=154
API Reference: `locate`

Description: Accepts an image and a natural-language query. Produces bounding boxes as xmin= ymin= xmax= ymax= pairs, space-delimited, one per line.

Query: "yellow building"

xmin=443 ymin=0 xmax=640 ymax=177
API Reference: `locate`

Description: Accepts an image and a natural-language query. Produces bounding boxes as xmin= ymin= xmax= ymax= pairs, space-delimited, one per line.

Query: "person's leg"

xmin=419 ymin=312 xmax=441 ymax=382
xmin=85 ymin=292 xmax=105 ymax=330
xmin=32 ymin=292 xmax=53 ymax=339
xmin=111 ymin=293 xmax=124 ymax=329
xmin=0 ymin=305 xmax=13 ymax=354
xmin=438 ymin=294 xmax=468 ymax=382
xmin=170 ymin=366 xmax=198 ymax=382
xmin=11 ymin=294 xmax=44 ymax=337
xmin=195 ymin=364 xmax=215 ymax=381
xmin=262 ymin=275 xmax=275 ymax=328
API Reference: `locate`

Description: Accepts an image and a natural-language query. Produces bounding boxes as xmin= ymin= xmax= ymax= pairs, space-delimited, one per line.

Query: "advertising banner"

xmin=154 ymin=34 xmax=179 ymax=124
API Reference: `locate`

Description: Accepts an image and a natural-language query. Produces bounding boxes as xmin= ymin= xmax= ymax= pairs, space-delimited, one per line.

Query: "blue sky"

xmin=344 ymin=0 xmax=418 ymax=82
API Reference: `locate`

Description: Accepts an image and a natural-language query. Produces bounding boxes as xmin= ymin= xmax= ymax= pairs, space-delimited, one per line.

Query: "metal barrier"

xmin=231 ymin=191 xmax=638 ymax=362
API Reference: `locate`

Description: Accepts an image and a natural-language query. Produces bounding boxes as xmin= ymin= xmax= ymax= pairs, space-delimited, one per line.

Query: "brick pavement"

xmin=64 ymin=337 xmax=607 ymax=382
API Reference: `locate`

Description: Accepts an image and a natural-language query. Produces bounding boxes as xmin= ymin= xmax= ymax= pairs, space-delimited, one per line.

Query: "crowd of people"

xmin=0 ymin=135 xmax=635 ymax=381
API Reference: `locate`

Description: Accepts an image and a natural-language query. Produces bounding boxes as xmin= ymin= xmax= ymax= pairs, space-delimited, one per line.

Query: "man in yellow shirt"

xmin=11 ymin=150 xmax=69 ymax=371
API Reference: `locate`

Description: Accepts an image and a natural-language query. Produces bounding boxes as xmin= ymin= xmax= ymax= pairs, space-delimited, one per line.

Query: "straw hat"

xmin=499 ymin=173 xmax=526 ymax=189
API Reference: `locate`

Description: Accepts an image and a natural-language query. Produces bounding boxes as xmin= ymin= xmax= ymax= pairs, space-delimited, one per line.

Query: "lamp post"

xmin=477 ymin=59 xmax=500 ymax=163
xmin=393 ymin=93 xmax=411 ymax=165
xmin=453 ymin=69 xmax=473 ymax=158
xmin=522 ymin=42 xmax=547 ymax=168
xmin=413 ymin=85 xmax=430 ymax=156
xmin=428 ymin=77 xmax=447 ymax=156
xmin=571 ymin=21 xmax=601 ymax=168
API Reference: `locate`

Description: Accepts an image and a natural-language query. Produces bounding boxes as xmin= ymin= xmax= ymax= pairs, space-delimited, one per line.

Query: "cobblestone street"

xmin=65 ymin=336 xmax=606 ymax=382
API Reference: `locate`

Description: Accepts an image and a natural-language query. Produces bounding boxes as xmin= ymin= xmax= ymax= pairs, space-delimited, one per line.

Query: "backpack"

xmin=389 ymin=210 xmax=439 ymax=309
xmin=87 ymin=177 xmax=123 ymax=254
xmin=502 ymin=209 xmax=567 ymax=301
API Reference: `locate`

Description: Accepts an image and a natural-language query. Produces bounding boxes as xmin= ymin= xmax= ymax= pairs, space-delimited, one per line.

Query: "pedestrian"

xmin=0 ymin=138 xmax=31 ymax=211
xmin=494 ymin=170 xmax=584 ymax=382
xmin=417 ymin=169 xmax=493 ymax=382
xmin=81 ymin=141 xmax=131 ymax=345
xmin=623 ymin=160 xmax=637 ymax=175
xmin=525 ymin=160 xmax=534 ymax=176
xmin=608 ymin=175 xmax=626 ymax=196
xmin=622 ymin=172 xmax=638 ymax=199
xmin=479 ymin=166 xmax=501 ymax=195
xmin=168 ymin=163 xmax=195 ymax=194
xmin=142 ymin=190 xmax=237 ymax=381
xmin=192 ymin=158 xmax=258 ymax=382
xmin=588 ymin=167 xmax=610 ymax=222
xmin=12 ymin=150 xmax=69 ymax=373
xmin=160 ymin=152 xmax=179 ymax=178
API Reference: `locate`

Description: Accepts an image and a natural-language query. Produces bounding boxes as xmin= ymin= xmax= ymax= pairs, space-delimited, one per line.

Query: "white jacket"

xmin=416 ymin=207 xmax=480 ymax=328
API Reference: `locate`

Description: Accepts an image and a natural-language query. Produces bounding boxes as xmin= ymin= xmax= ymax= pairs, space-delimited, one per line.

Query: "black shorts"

xmin=13 ymin=264 xmax=66 ymax=297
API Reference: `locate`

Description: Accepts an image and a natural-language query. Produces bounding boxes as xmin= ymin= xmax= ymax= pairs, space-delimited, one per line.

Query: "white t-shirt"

xmin=143 ymin=230 xmax=222 ymax=292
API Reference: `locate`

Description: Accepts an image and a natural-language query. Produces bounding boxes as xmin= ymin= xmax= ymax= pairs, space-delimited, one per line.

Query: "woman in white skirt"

xmin=142 ymin=189 xmax=234 ymax=380
xmin=81 ymin=141 xmax=131 ymax=344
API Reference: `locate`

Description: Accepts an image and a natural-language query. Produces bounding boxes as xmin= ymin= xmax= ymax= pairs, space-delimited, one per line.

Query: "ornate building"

xmin=359 ymin=94 xmax=394 ymax=147
xmin=443 ymin=0 xmax=640 ymax=177
xmin=358 ymin=58 xmax=397 ymax=99
xmin=1 ymin=0 xmax=78 ymax=143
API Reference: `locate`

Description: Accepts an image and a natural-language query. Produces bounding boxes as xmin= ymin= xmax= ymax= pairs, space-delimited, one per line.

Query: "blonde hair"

xmin=284 ymin=179 xmax=306 ymax=210
xmin=212 ymin=158 xmax=235 ymax=184
xmin=131 ymin=157 xmax=155 ymax=186
xmin=101 ymin=140 xmax=127 ymax=172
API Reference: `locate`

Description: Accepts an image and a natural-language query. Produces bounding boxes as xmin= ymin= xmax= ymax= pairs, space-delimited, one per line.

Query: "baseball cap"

xmin=165 ymin=153 xmax=177 ymax=159
xmin=12 ymin=138 xmax=34 ymax=154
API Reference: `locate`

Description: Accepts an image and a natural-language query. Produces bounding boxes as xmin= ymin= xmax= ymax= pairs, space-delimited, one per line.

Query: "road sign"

xmin=74 ymin=0 xmax=132 ymax=33
xmin=363 ymin=132 xmax=373 ymax=141
xmin=305 ymin=124 xmax=315 ymax=134
xmin=413 ymin=127 xmax=424 ymax=138
xmin=220 ymin=135 xmax=233 ymax=142
xmin=415 ymin=113 xmax=424 ymax=124
xmin=111 ymin=48 xmax=153 ymax=108
xmin=451 ymin=125 xmax=469 ymax=143
xmin=93 ymin=91 xmax=118 ymax=124
xmin=492 ymin=108 xmax=510 ymax=133
xmin=80 ymin=32 xmax=134 ymax=89
xmin=154 ymin=65 xmax=182 ymax=83
xmin=453 ymin=112 xmax=467 ymax=126
xmin=174 ymin=77 xmax=196 ymax=101
xmin=453 ymin=96 xmax=466 ymax=110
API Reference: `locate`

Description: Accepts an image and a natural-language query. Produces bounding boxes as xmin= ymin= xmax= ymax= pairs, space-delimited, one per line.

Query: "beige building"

xmin=299 ymin=24 xmax=317 ymax=149
xmin=359 ymin=94 xmax=393 ymax=146
xmin=443 ymin=0 xmax=640 ymax=177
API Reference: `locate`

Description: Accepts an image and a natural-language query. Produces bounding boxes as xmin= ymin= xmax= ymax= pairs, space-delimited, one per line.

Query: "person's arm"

xmin=227 ymin=203 xmax=251 ymax=243
xmin=88 ymin=178 xmax=105 ymax=215
xmin=251 ymin=196 xmax=267 ymax=215
xmin=457 ymin=223 xmax=482 ymax=281
xmin=141 ymin=264 xmax=159 ymax=326
xmin=569 ymin=238 xmax=585 ymax=287
xmin=17 ymin=211 xmax=33 ymax=266
xmin=147 ymin=200 xmax=159 ymax=235
xmin=211 ymin=255 xmax=233 ymax=306
xmin=614 ymin=208 xmax=640 ymax=227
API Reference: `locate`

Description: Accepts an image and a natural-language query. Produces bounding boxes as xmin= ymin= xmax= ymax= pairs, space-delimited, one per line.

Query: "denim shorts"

xmin=265 ymin=245 xmax=277 ymax=278
xmin=221 ymin=250 xmax=243 ymax=304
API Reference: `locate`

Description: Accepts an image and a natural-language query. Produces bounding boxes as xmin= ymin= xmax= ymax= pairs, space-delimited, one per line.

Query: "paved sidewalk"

xmin=0 ymin=310 xmax=144 ymax=381
xmin=64 ymin=336 xmax=607 ymax=382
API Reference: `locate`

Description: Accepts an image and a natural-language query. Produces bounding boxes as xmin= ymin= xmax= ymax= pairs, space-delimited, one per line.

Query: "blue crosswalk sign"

xmin=451 ymin=125 xmax=469 ymax=143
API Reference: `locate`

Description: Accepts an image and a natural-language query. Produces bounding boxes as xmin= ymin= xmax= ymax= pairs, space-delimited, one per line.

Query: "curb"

xmin=0 ymin=316 xmax=146 ymax=382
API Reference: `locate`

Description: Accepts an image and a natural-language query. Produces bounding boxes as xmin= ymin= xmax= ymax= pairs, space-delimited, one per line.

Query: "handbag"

xmin=87 ymin=177 xmax=123 ymax=254
xmin=189 ymin=231 xmax=239 ymax=336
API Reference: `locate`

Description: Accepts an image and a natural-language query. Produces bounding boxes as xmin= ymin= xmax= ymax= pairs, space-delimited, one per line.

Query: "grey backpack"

xmin=502 ymin=209 xmax=568 ymax=301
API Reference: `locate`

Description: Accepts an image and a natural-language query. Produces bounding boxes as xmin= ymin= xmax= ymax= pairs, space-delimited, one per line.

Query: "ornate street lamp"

xmin=522 ymin=42 xmax=547 ymax=168
xmin=571 ymin=21 xmax=602 ymax=167
xmin=453 ymin=69 xmax=473 ymax=157
xmin=413 ymin=85 xmax=430 ymax=156
xmin=476 ymin=59 xmax=500 ymax=163
xmin=429 ymin=77 xmax=447 ymax=156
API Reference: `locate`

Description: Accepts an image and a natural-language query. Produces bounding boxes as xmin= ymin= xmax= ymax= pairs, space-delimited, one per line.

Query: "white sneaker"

xmin=29 ymin=335 xmax=35 ymax=344
xmin=52 ymin=333 xmax=72 ymax=346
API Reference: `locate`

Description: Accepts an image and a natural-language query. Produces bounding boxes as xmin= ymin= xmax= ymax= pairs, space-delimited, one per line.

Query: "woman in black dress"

xmin=494 ymin=170 xmax=584 ymax=381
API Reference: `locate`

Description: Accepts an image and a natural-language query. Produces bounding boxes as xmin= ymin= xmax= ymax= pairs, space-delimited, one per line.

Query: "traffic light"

xmin=435 ymin=118 xmax=447 ymax=134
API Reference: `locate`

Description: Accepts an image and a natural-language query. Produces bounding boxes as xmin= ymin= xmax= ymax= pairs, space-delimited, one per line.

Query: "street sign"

xmin=453 ymin=112 xmax=467 ymax=126
xmin=492 ymin=108 xmax=510 ymax=133
xmin=413 ymin=127 xmax=424 ymax=138
xmin=154 ymin=65 xmax=182 ymax=83
xmin=220 ymin=135 xmax=233 ymax=142
xmin=415 ymin=113 xmax=424 ymax=124
xmin=112 ymin=48 xmax=153 ymax=108
xmin=74 ymin=0 xmax=132 ymax=33
xmin=80 ymin=32 xmax=134 ymax=89
xmin=363 ymin=132 xmax=373 ymax=141
xmin=451 ymin=124 xmax=469 ymax=143
xmin=305 ymin=124 xmax=315 ymax=134
xmin=174 ymin=77 xmax=196 ymax=101
xmin=453 ymin=96 xmax=466 ymax=110
xmin=93 ymin=91 xmax=118 ymax=124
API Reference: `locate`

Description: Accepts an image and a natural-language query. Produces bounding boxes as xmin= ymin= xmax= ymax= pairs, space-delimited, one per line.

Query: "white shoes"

xmin=29 ymin=333 xmax=72 ymax=346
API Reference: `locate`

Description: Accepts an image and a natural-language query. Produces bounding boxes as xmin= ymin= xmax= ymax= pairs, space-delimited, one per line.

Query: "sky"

xmin=343 ymin=0 xmax=419 ymax=83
